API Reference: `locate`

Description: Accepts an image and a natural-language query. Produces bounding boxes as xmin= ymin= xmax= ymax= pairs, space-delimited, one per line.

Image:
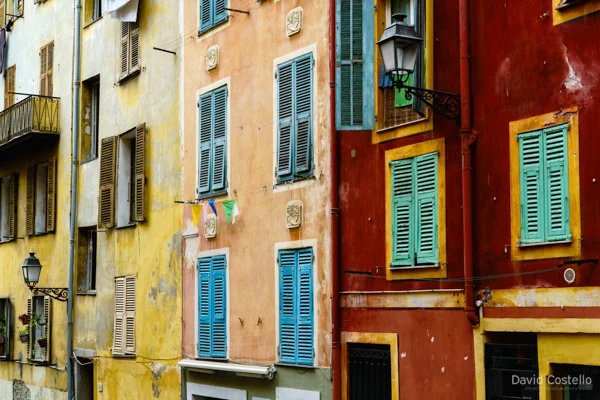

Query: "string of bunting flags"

xmin=187 ymin=199 xmax=240 ymax=227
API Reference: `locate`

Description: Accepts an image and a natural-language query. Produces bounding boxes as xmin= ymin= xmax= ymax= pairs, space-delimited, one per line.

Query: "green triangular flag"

xmin=222 ymin=200 xmax=238 ymax=224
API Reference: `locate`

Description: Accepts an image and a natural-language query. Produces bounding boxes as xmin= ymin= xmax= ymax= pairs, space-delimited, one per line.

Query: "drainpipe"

xmin=67 ymin=0 xmax=83 ymax=397
xmin=329 ymin=0 xmax=341 ymax=398
xmin=459 ymin=0 xmax=479 ymax=326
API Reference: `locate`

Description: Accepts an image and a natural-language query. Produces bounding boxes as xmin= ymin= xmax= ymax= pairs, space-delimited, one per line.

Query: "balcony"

xmin=0 ymin=95 xmax=60 ymax=152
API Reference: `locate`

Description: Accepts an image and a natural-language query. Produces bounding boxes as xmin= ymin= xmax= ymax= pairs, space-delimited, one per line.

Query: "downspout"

xmin=67 ymin=0 xmax=83 ymax=397
xmin=459 ymin=0 xmax=479 ymax=326
xmin=329 ymin=0 xmax=341 ymax=398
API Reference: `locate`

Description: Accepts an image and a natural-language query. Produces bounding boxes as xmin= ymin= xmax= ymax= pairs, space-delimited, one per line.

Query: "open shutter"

xmin=391 ymin=160 xmax=414 ymax=266
xmin=5 ymin=66 xmax=14 ymax=108
xmin=124 ymin=276 xmax=135 ymax=355
xmin=519 ymin=132 xmax=544 ymax=244
xmin=211 ymin=87 xmax=227 ymax=193
xmin=294 ymin=55 xmax=313 ymax=177
xmin=199 ymin=0 xmax=212 ymax=32
xmin=134 ymin=124 xmax=145 ymax=222
xmin=26 ymin=166 xmax=35 ymax=236
xmin=46 ymin=157 xmax=56 ymax=232
xmin=16 ymin=0 xmax=22 ymax=15
xmin=40 ymin=45 xmax=47 ymax=96
xmin=26 ymin=297 xmax=32 ymax=360
xmin=1 ymin=299 xmax=10 ymax=359
xmin=413 ymin=0 xmax=426 ymax=115
xmin=0 ymin=2 xmax=5 ymax=29
xmin=415 ymin=153 xmax=438 ymax=264
xmin=197 ymin=258 xmax=211 ymax=357
xmin=46 ymin=43 xmax=53 ymax=97
xmin=214 ymin=0 xmax=227 ymax=24
xmin=296 ymin=248 xmax=314 ymax=366
xmin=8 ymin=173 xmax=16 ymax=240
xmin=197 ymin=93 xmax=212 ymax=195
xmin=129 ymin=21 xmax=140 ymax=74
xmin=98 ymin=137 xmax=117 ymax=229
xmin=544 ymin=125 xmax=571 ymax=241
xmin=279 ymin=250 xmax=297 ymax=364
xmin=42 ymin=296 xmax=51 ymax=362
xmin=277 ymin=62 xmax=293 ymax=180
xmin=211 ymin=256 xmax=226 ymax=358
xmin=112 ymin=278 xmax=125 ymax=356
xmin=120 ymin=22 xmax=130 ymax=78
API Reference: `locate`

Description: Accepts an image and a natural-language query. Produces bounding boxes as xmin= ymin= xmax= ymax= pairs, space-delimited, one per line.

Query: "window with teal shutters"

xmin=199 ymin=0 xmax=228 ymax=33
xmin=390 ymin=152 xmax=438 ymax=267
xmin=278 ymin=248 xmax=314 ymax=366
xmin=518 ymin=124 xmax=570 ymax=245
xmin=197 ymin=86 xmax=228 ymax=198
xmin=277 ymin=54 xmax=314 ymax=182
xmin=197 ymin=255 xmax=227 ymax=359
xmin=336 ymin=0 xmax=374 ymax=130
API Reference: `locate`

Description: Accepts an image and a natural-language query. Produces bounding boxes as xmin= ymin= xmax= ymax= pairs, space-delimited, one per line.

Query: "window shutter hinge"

xmin=277 ymin=345 xmax=280 ymax=355
xmin=277 ymin=257 xmax=279 ymax=264
xmin=274 ymin=71 xmax=278 ymax=79
xmin=312 ymin=58 xmax=315 ymax=67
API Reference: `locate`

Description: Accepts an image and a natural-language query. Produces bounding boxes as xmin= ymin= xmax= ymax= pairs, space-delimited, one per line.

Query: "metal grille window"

xmin=485 ymin=343 xmax=539 ymax=400
xmin=348 ymin=343 xmax=392 ymax=400
xmin=551 ymin=364 xmax=600 ymax=398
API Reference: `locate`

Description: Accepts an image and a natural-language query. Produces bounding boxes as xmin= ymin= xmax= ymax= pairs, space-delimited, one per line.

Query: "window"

xmin=551 ymin=364 xmax=600 ymax=398
xmin=197 ymin=86 xmax=228 ymax=198
xmin=81 ymin=76 xmax=100 ymax=162
xmin=27 ymin=295 xmax=51 ymax=363
xmin=276 ymin=54 xmax=314 ymax=183
xmin=199 ymin=0 xmax=227 ymax=33
xmin=120 ymin=22 xmax=140 ymax=81
xmin=0 ymin=298 xmax=11 ymax=360
xmin=92 ymin=0 xmax=101 ymax=20
xmin=40 ymin=42 xmax=54 ymax=97
xmin=4 ymin=65 xmax=15 ymax=108
xmin=77 ymin=227 xmax=97 ymax=293
xmin=348 ymin=344 xmax=392 ymax=400
xmin=26 ymin=159 xmax=56 ymax=236
xmin=278 ymin=248 xmax=313 ymax=366
xmin=98 ymin=124 xmax=146 ymax=229
xmin=12 ymin=0 xmax=22 ymax=16
xmin=197 ymin=255 xmax=227 ymax=359
xmin=390 ymin=151 xmax=438 ymax=267
xmin=113 ymin=276 xmax=135 ymax=356
xmin=74 ymin=357 xmax=94 ymax=399
xmin=336 ymin=0 xmax=374 ymax=130
xmin=518 ymin=124 xmax=571 ymax=246
xmin=0 ymin=174 xmax=16 ymax=243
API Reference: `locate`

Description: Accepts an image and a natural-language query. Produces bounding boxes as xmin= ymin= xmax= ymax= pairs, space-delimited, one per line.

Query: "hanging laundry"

xmin=102 ymin=0 xmax=139 ymax=22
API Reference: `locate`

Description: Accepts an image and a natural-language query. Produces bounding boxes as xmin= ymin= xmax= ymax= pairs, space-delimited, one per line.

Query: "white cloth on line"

xmin=102 ymin=0 xmax=139 ymax=22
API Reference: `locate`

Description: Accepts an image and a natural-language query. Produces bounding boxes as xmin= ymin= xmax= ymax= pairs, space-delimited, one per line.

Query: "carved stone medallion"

xmin=206 ymin=45 xmax=219 ymax=71
xmin=286 ymin=200 xmax=303 ymax=229
xmin=286 ymin=7 xmax=303 ymax=37
xmin=204 ymin=214 xmax=218 ymax=239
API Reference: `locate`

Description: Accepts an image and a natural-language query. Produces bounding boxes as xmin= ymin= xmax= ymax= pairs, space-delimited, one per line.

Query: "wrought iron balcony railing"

xmin=0 ymin=95 xmax=60 ymax=149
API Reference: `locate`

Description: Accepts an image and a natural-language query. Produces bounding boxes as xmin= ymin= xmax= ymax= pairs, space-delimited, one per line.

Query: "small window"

xmin=199 ymin=0 xmax=228 ymax=34
xmin=120 ymin=22 xmax=140 ymax=82
xmin=0 ymin=298 xmax=11 ymax=360
xmin=0 ymin=174 xmax=16 ymax=243
xmin=77 ymin=226 xmax=97 ymax=293
xmin=26 ymin=159 xmax=56 ymax=236
xmin=551 ymin=364 xmax=600 ymax=397
xmin=348 ymin=343 xmax=392 ymax=400
xmin=197 ymin=255 xmax=227 ymax=359
xmin=113 ymin=276 xmax=135 ymax=356
xmin=92 ymin=0 xmax=101 ymax=20
xmin=81 ymin=76 xmax=100 ymax=162
xmin=27 ymin=295 xmax=51 ymax=363
xmin=117 ymin=131 xmax=136 ymax=227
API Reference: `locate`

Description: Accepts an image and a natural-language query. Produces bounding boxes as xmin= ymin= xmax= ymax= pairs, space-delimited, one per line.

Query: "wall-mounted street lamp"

xmin=377 ymin=14 xmax=461 ymax=124
xmin=22 ymin=253 xmax=68 ymax=302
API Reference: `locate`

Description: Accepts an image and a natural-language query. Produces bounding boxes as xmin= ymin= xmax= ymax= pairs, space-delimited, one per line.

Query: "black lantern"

xmin=377 ymin=14 xmax=422 ymax=78
xmin=22 ymin=252 xmax=42 ymax=289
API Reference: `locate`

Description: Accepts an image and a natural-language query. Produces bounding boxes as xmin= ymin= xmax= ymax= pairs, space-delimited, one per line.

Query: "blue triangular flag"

xmin=208 ymin=199 xmax=218 ymax=216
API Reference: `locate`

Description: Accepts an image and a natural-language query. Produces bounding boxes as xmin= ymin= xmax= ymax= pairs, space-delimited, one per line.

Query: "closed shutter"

xmin=211 ymin=255 xmax=226 ymax=358
xmin=134 ymin=124 xmax=145 ymax=222
xmin=40 ymin=45 xmax=47 ymax=96
xmin=42 ymin=296 xmax=51 ymax=362
xmin=26 ymin=297 xmax=32 ymax=360
xmin=211 ymin=87 xmax=227 ymax=192
xmin=124 ymin=276 xmax=135 ymax=355
xmin=413 ymin=0 xmax=426 ymax=114
xmin=129 ymin=21 xmax=140 ymax=74
xmin=46 ymin=43 xmax=53 ymax=97
xmin=197 ymin=258 xmax=211 ymax=357
xmin=98 ymin=137 xmax=117 ymax=229
xmin=197 ymin=93 xmax=212 ymax=195
xmin=0 ymin=2 xmax=5 ymax=29
xmin=544 ymin=125 xmax=571 ymax=241
xmin=199 ymin=0 xmax=212 ymax=32
xmin=415 ymin=153 xmax=438 ymax=264
xmin=5 ymin=65 xmax=15 ymax=108
xmin=26 ymin=166 xmax=34 ymax=236
xmin=120 ymin=23 xmax=130 ymax=79
xmin=278 ymin=250 xmax=296 ymax=364
xmin=46 ymin=157 xmax=56 ymax=232
xmin=112 ymin=278 xmax=125 ymax=356
xmin=277 ymin=62 xmax=294 ymax=180
xmin=296 ymin=248 xmax=313 ymax=366
xmin=391 ymin=159 xmax=414 ymax=266
xmin=519 ymin=132 xmax=543 ymax=244
xmin=8 ymin=173 xmax=16 ymax=240
xmin=294 ymin=55 xmax=313 ymax=177
xmin=214 ymin=0 xmax=227 ymax=24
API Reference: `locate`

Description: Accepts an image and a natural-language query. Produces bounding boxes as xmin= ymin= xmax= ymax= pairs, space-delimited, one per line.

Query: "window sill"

xmin=275 ymin=362 xmax=315 ymax=369
xmin=276 ymin=175 xmax=315 ymax=186
xmin=76 ymin=291 xmax=96 ymax=296
xmin=83 ymin=15 xmax=103 ymax=29
xmin=196 ymin=190 xmax=228 ymax=201
xmin=112 ymin=354 xmax=136 ymax=359
xmin=194 ymin=357 xmax=228 ymax=362
xmin=29 ymin=232 xmax=51 ymax=237
xmin=115 ymin=223 xmax=137 ymax=230
xmin=80 ymin=156 xmax=98 ymax=165
xmin=389 ymin=264 xmax=439 ymax=271
xmin=118 ymin=69 xmax=141 ymax=86
xmin=197 ymin=18 xmax=229 ymax=37
xmin=0 ymin=239 xmax=15 ymax=244
xmin=517 ymin=239 xmax=572 ymax=248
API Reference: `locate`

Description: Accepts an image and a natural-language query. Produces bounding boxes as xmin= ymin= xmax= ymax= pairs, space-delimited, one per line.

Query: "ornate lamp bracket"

xmin=31 ymin=287 xmax=69 ymax=302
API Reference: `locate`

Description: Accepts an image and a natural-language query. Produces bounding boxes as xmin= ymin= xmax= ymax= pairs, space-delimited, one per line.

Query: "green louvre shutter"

xmin=212 ymin=87 xmax=228 ymax=192
xmin=279 ymin=250 xmax=297 ymax=364
xmin=211 ymin=255 xmax=227 ymax=358
xmin=214 ymin=0 xmax=228 ymax=25
xmin=518 ymin=131 xmax=544 ymax=244
xmin=413 ymin=0 xmax=426 ymax=115
xmin=197 ymin=87 xmax=227 ymax=197
xmin=543 ymin=125 xmax=570 ymax=241
xmin=197 ymin=93 xmax=212 ymax=195
xmin=294 ymin=55 xmax=313 ymax=177
xmin=197 ymin=258 xmax=211 ymax=357
xmin=277 ymin=61 xmax=294 ymax=180
xmin=200 ymin=0 xmax=212 ymax=32
xmin=415 ymin=153 xmax=438 ymax=264
xmin=391 ymin=159 xmax=414 ymax=266
xmin=296 ymin=248 xmax=314 ymax=366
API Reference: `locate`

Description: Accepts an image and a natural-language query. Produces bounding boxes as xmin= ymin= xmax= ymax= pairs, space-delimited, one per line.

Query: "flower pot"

xmin=37 ymin=338 xmax=47 ymax=348
xmin=19 ymin=334 xmax=29 ymax=343
xmin=18 ymin=315 xmax=29 ymax=325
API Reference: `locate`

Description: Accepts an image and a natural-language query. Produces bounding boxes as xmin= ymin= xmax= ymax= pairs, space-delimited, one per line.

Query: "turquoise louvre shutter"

xmin=212 ymin=87 xmax=228 ymax=193
xmin=279 ymin=250 xmax=297 ymax=364
xmin=197 ymin=258 xmax=211 ymax=357
xmin=211 ymin=255 xmax=227 ymax=358
xmin=214 ymin=0 xmax=228 ymax=25
xmin=200 ymin=0 xmax=212 ymax=32
xmin=296 ymin=248 xmax=314 ymax=366
xmin=391 ymin=159 xmax=414 ymax=266
xmin=543 ymin=125 xmax=570 ymax=241
xmin=197 ymin=87 xmax=227 ymax=197
xmin=413 ymin=0 xmax=426 ymax=114
xmin=518 ymin=131 xmax=544 ymax=244
xmin=336 ymin=0 xmax=374 ymax=130
xmin=197 ymin=93 xmax=212 ymax=195
xmin=415 ymin=153 xmax=438 ymax=264
xmin=294 ymin=55 xmax=313 ymax=177
xmin=277 ymin=62 xmax=294 ymax=180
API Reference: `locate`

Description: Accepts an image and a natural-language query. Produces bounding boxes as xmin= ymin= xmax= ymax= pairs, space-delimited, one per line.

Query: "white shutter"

xmin=26 ymin=297 xmax=32 ymax=360
xmin=124 ymin=276 xmax=136 ymax=355
xmin=43 ymin=296 xmax=51 ymax=362
xmin=112 ymin=278 xmax=125 ymax=356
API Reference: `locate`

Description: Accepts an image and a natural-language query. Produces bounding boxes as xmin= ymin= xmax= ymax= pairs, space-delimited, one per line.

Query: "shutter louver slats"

xmin=200 ymin=0 xmax=212 ymax=32
xmin=350 ymin=0 xmax=363 ymax=126
xmin=120 ymin=23 xmax=130 ymax=79
xmin=0 ymin=3 xmax=6 ymax=30
xmin=391 ymin=160 xmax=414 ymax=266
xmin=124 ymin=276 xmax=136 ymax=354
xmin=40 ymin=46 xmax=47 ymax=97
xmin=197 ymin=258 xmax=211 ymax=357
xmin=415 ymin=153 xmax=438 ymax=264
xmin=46 ymin=157 xmax=56 ymax=232
xmin=42 ymin=296 xmax=51 ymax=362
xmin=26 ymin=297 xmax=32 ymax=360
xmin=2 ymin=299 xmax=10 ymax=359
xmin=112 ymin=278 xmax=125 ymax=356
xmin=339 ymin=0 xmax=352 ymax=126
xmin=47 ymin=43 xmax=54 ymax=97
xmin=519 ymin=132 xmax=543 ymax=244
xmin=296 ymin=249 xmax=314 ymax=366
xmin=26 ymin=166 xmax=35 ymax=236
xmin=5 ymin=66 xmax=15 ymax=108
xmin=98 ymin=137 xmax=117 ymax=229
xmin=8 ymin=173 xmax=16 ymax=240
xmin=211 ymin=256 xmax=226 ymax=358
xmin=214 ymin=0 xmax=228 ymax=24
xmin=294 ymin=56 xmax=313 ymax=176
xmin=279 ymin=251 xmax=297 ymax=364
xmin=413 ymin=0 xmax=426 ymax=114
xmin=134 ymin=124 xmax=145 ymax=222
xmin=277 ymin=62 xmax=294 ymax=179
xmin=130 ymin=22 xmax=140 ymax=74
xmin=197 ymin=94 xmax=212 ymax=195
xmin=211 ymin=87 xmax=227 ymax=192
xmin=544 ymin=126 xmax=571 ymax=241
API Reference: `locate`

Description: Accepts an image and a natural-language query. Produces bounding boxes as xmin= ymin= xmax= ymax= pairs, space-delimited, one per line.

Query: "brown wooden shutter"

xmin=4 ymin=65 xmax=15 ymax=108
xmin=17 ymin=0 xmax=22 ymax=15
xmin=26 ymin=166 xmax=35 ymax=236
xmin=134 ymin=123 xmax=145 ymax=222
xmin=8 ymin=173 xmax=16 ymax=240
xmin=40 ymin=45 xmax=47 ymax=96
xmin=46 ymin=157 xmax=56 ymax=232
xmin=129 ymin=21 xmax=140 ymax=74
xmin=26 ymin=297 xmax=32 ymax=360
xmin=112 ymin=277 xmax=125 ymax=356
xmin=46 ymin=43 xmax=53 ymax=97
xmin=0 ymin=1 xmax=6 ymax=29
xmin=120 ymin=22 xmax=130 ymax=79
xmin=124 ymin=276 xmax=136 ymax=354
xmin=42 ymin=296 xmax=51 ymax=362
xmin=98 ymin=137 xmax=117 ymax=229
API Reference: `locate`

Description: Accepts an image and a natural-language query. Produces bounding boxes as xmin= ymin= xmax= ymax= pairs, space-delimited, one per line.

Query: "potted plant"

xmin=37 ymin=336 xmax=47 ymax=348
xmin=31 ymin=312 xmax=44 ymax=327
xmin=18 ymin=314 xmax=29 ymax=325
xmin=19 ymin=326 xmax=29 ymax=343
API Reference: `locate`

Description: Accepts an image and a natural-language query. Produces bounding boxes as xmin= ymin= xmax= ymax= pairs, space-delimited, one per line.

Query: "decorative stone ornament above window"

xmin=286 ymin=7 xmax=302 ymax=37
xmin=205 ymin=214 xmax=218 ymax=239
xmin=286 ymin=200 xmax=303 ymax=229
xmin=206 ymin=45 xmax=219 ymax=71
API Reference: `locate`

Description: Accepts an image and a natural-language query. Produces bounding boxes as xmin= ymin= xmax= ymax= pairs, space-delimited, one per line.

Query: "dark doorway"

xmin=348 ymin=343 xmax=392 ymax=400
